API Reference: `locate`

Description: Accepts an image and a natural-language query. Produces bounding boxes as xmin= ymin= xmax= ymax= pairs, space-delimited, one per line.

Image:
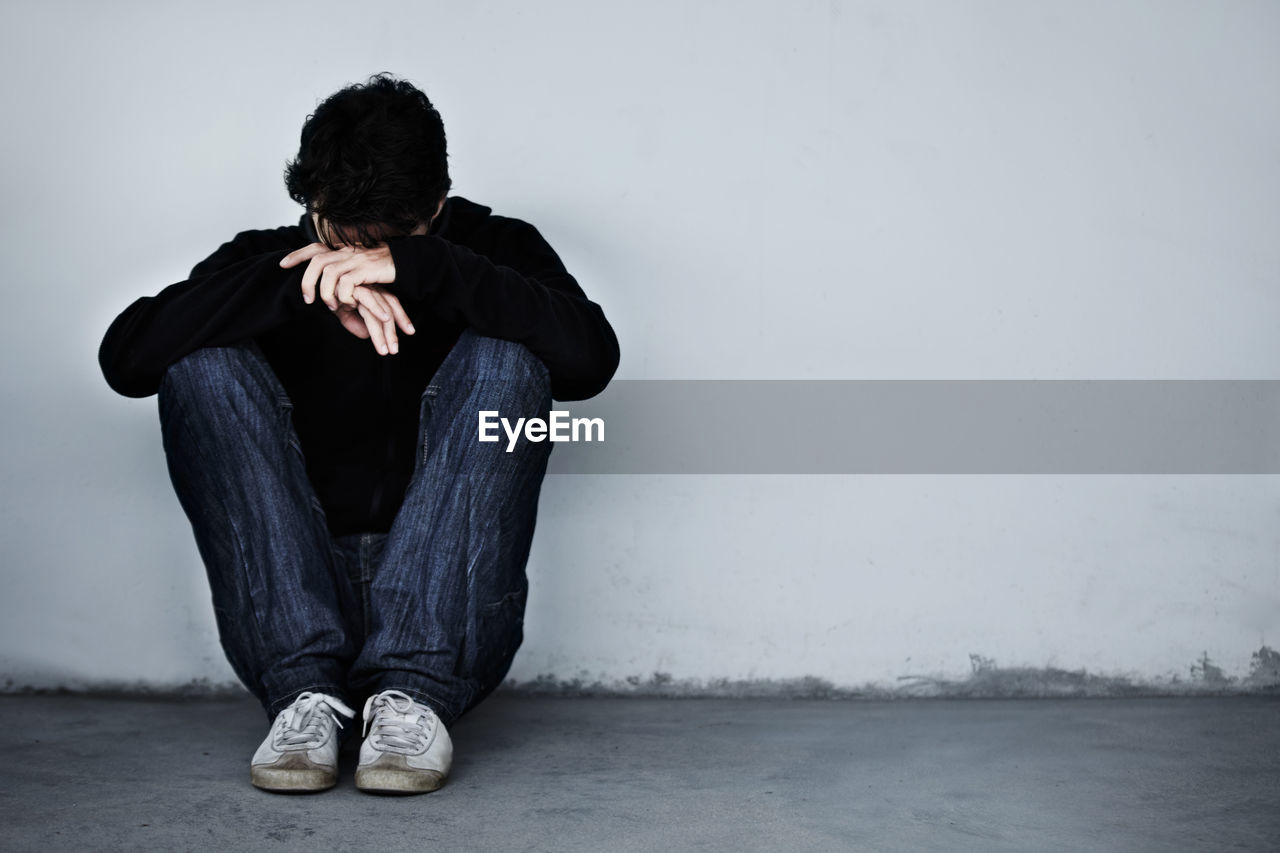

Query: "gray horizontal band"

xmin=538 ymin=380 xmax=1280 ymax=474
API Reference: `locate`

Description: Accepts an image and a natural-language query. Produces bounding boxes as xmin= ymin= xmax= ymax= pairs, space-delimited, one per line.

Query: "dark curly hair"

xmin=285 ymin=74 xmax=450 ymax=249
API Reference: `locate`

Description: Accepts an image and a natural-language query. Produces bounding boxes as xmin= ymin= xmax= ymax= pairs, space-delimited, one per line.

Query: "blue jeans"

xmin=157 ymin=330 xmax=553 ymax=725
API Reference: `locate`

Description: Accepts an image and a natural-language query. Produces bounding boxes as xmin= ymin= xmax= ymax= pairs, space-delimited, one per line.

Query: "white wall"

xmin=1 ymin=0 xmax=1276 ymax=693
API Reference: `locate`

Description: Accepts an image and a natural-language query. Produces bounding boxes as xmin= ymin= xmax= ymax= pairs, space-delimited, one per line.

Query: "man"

xmin=98 ymin=74 xmax=619 ymax=795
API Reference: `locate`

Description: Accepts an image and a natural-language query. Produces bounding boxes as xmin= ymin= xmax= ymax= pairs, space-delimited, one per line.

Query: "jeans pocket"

xmin=277 ymin=395 xmax=304 ymax=456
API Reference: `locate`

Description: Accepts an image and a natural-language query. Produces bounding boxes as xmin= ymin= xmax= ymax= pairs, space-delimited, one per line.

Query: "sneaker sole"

xmin=251 ymin=755 xmax=338 ymax=793
xmin=355 ymin=756 xmax=446 ymax=794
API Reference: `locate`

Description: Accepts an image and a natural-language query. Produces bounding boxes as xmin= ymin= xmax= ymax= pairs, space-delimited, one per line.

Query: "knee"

xmin=163 ymin=346 xmax=234 ymax=396
xmin=162 ymin=345 xmax=269 ymax=395
xmin=450 ymin=331 xmax=551 ymax=398
xmin=159 ymin=344 xmax=285 ymax=423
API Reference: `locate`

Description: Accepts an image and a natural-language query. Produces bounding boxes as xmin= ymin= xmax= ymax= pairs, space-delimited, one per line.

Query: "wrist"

xmin=385 ymin=235 xmax=437 ymax=301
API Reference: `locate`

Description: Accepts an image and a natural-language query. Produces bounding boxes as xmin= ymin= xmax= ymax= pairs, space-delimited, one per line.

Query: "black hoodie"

xmin=99 ymin=196 xmax=620 ymax=535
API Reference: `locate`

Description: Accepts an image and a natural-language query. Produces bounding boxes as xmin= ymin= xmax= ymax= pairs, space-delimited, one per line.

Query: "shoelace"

xmin=362 ymin=689 xmax=437 ymax=754
xmin=273 ymin=692 xmax=356 ymax=750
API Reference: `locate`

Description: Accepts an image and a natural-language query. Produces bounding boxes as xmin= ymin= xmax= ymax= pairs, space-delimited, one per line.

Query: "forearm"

xmin=99 ymin=250 xmax=305 ymax=397
xmin=387 ymin=235 xmax=620 ymax=400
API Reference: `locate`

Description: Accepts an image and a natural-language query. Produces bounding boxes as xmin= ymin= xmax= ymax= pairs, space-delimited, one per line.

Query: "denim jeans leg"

xmin=330 ymin=532 xmax=388 ymax=652
xmin=158 ymin=343 xmax=359 ymax=720
xmin=347 ymin=330 xmax=554 ymax=724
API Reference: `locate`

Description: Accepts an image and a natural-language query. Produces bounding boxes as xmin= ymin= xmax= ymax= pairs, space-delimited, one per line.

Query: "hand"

xmin=335 ymin=285 xmax=415 ymax=356
xmin=281 ymin=242 xmax=397 ymax=311
xmin=280 ymin=242 xmax=413 ymax=355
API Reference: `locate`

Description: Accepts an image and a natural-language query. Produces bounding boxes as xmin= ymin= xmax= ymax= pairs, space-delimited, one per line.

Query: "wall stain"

xmin=1190 ymin=651 xmax=1230 ymax=685
xmin=0 ymin=676 xmax=247 ymax=701
xmin=1246 ymin=646 xmax=1280 ymax=687
xmin=4 ymin=648 xmax=1279 ymax=700
xmin=499 ymin=646 xmax=1280 ymax=699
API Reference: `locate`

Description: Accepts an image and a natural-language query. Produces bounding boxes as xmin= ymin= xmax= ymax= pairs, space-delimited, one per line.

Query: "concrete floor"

xmin=0 ymin=694 xmax=1276 ymax=852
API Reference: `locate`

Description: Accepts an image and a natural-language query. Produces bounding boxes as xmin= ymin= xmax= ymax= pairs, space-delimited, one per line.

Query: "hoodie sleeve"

xmin=98 ymin=227 xmax=309 ymax=398
xmin=384 ymin=219 xmax=620 ymax=401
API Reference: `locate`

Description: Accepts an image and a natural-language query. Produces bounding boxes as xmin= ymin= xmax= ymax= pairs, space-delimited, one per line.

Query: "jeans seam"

xmin=419 ymin=380 xmax=440 ymax=464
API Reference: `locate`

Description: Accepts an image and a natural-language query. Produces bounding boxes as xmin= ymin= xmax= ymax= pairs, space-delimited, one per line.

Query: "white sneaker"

xmin=355 ymin=689 xmax=453 ymax=794
xmin=250 ymin=691 xmax=355 ymax=792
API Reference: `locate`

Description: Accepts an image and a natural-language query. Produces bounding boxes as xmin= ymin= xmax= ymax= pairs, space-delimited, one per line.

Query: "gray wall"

xmin=1 ymin=0 xmax=1276 ymax=694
